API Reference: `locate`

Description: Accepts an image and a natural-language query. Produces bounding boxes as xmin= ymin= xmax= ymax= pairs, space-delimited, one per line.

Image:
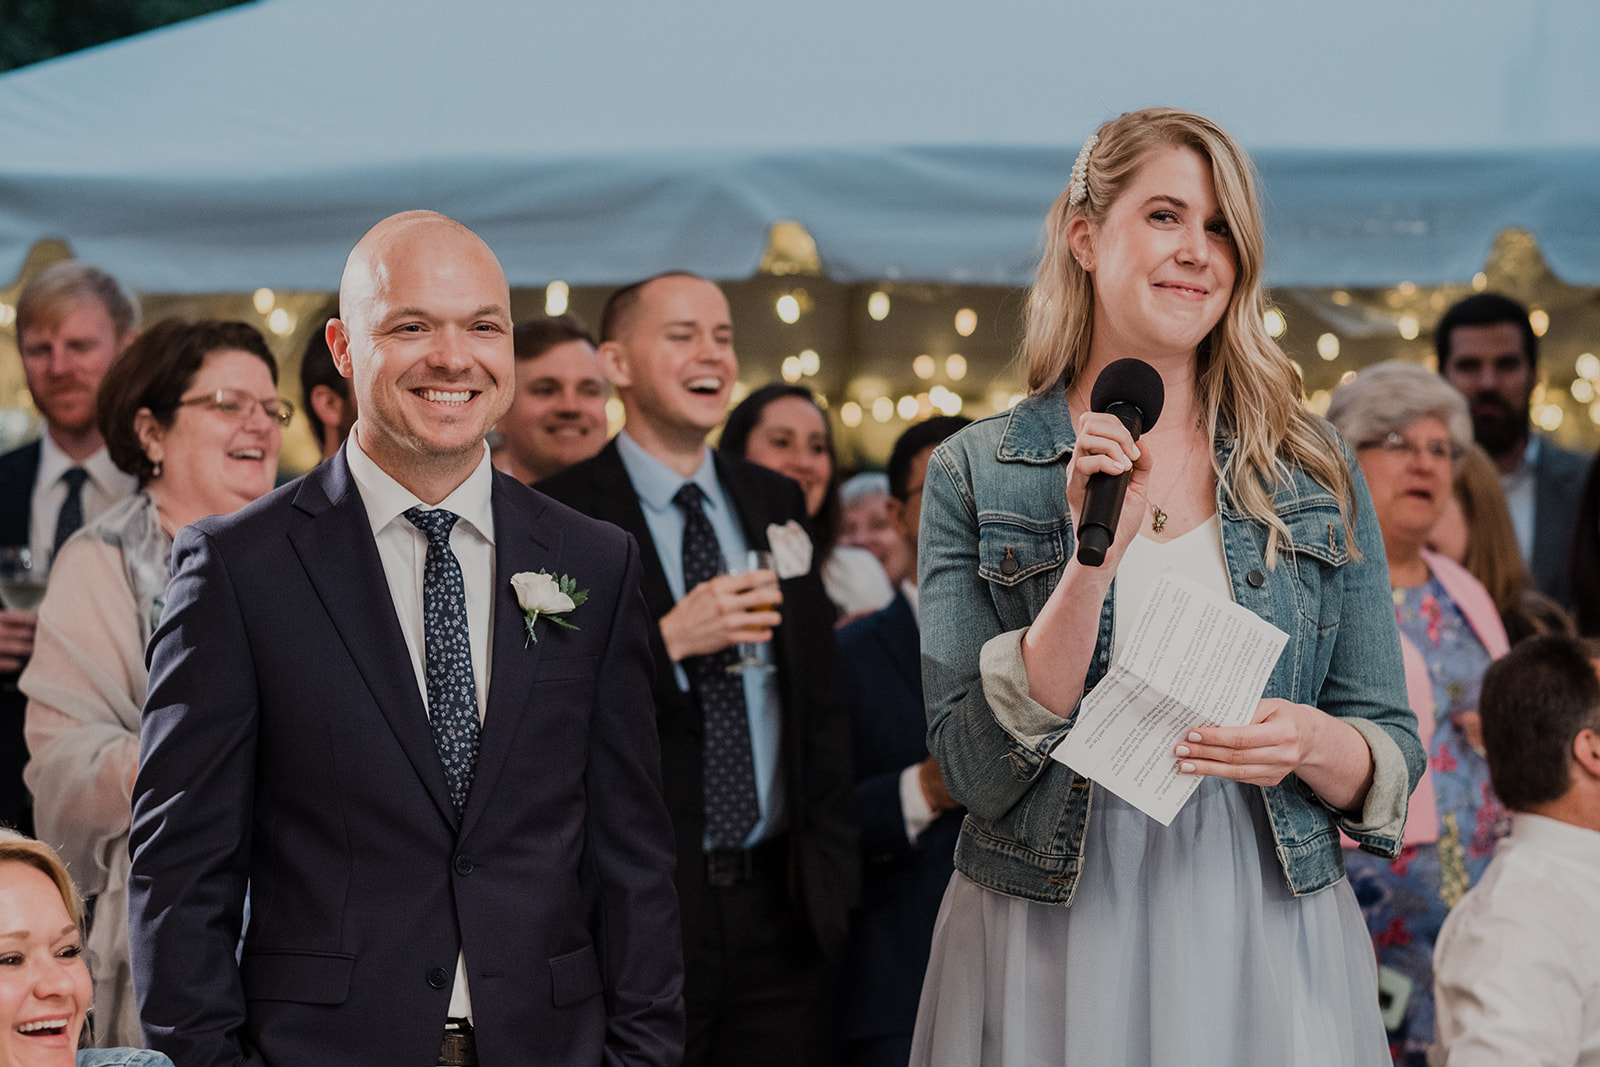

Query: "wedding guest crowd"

xmin=23 ymin=318 xmax=287 ymax=1046
xmin=0 ymin=264 xmax=140 ymax=838
xmin=1 ymin=106 xmax=1595 ymax=1067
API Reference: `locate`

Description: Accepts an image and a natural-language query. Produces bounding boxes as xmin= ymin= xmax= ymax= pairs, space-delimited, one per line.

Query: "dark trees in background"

xmin=0 ymin=0 xmax=250 ymax=72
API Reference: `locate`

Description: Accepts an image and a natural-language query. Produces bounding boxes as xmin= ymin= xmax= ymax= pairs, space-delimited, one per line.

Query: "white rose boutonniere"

xmin=511 ymin=570 xmax=588 ymax=645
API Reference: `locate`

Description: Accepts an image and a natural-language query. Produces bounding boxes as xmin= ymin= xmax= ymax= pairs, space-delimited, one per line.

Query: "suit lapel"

xmin=288 ymin=453 xmax=457 ymax=827
xmin=585 ymin=441 xmax=677 ymax=621
xmin=460 ymin=474 xmax=561 ymax=838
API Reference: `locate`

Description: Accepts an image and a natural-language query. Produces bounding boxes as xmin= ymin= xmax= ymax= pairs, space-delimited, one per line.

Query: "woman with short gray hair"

xmin=1327 ymin=360 xmax=1510 ymax=1064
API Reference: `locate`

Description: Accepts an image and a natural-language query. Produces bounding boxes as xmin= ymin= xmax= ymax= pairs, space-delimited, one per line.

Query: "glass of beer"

xmin=0 ymin=547 xmax=48 ymax=614
xmin=727 ymin=549 xmax=777 ymax=675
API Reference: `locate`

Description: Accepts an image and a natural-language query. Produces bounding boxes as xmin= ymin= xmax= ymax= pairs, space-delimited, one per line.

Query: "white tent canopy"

xmin=2 ymin=0 xmax=1598 ymax=292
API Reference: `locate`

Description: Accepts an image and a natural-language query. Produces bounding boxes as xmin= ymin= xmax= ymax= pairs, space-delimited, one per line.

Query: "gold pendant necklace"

xmin=1150 ymin=505 xmax=1168 ymax=533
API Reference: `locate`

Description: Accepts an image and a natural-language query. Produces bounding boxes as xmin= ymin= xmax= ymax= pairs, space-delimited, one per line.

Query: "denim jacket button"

xmin=1246 ymin=568 xmax=1265 ymax=588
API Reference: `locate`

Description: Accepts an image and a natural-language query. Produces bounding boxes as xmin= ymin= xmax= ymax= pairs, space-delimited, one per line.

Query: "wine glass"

xmin=726 ymin=549 xmax=778 ymax=675
xmin=0 ymin=547 xmax=48 ymax=613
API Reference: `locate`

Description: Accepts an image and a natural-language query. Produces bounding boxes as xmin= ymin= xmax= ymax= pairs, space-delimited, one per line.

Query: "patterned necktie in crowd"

xmin=52 ymin=467 xmax=89 ymax=557
xmin=404 ymin=506 xmax=481 ymax=817
xmin=673 ymin=483 xmax=761 ymax=849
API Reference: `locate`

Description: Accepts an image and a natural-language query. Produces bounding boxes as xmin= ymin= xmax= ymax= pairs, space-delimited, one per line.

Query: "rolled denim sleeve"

xmin=979 ymin=628 xmax=1076 ymax=745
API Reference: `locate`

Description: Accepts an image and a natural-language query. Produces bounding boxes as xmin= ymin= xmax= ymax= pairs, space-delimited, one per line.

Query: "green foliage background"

xmin=0 ymin=0 xmax=250 ymax=72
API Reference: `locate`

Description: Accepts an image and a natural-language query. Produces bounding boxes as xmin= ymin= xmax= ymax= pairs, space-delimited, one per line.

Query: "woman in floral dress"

xmin=1328 ymin=362 xmax=1511 ymax=1066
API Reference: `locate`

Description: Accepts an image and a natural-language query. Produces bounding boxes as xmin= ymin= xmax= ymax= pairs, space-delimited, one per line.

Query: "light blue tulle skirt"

xmin=910 ymin=779 xmax=1389 ymax=1066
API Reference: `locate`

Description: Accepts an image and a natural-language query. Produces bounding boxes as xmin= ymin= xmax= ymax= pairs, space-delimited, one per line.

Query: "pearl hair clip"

xmin=1068 ymin=133 xmax=1098 ymax=208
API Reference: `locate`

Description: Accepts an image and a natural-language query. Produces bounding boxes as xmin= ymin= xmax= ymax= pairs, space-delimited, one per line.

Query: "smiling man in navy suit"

xmin=128 ymin=212 xmax=682 ymax=1067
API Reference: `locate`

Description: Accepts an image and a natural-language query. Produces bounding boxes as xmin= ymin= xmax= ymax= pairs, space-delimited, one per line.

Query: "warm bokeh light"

xmin=605 ymin=397 xmax=625 ymax=434
xmin=1263 ymin=309 xmax=1287 ymax=338
xmin=1530 ymin=308 xmax=1550 ymax=337
xmin=1398 ymin=314 xmax=1419 ymax=341
xmin=781 ymin=356 xmax=803 ymax=382
xmin=776 ymin=294 xmax=801 ymax=324
xmin=0 ymin=302 xmax=14 ymax=327
xmin=1317 ymin=333 xmax=1340 ymax=361
xmin=840 ymin=401 xmax=862 ymax=428
xmin=1330 ymin=290 xmax=1351 ymax=306
xmin=253 ymin=288 xmax=275 ymax=314
xmin=954 ymin=308 xmax=977 ymax=337
xmin=1536 ymin=403 xmax=1564 ymax=431
xmin=545 ymin=280 xmax=570 ymax=316
xmin=1340 ymin=370 xmax=1358 ymax=384
xmin=913 ymin=354 xmax=936 ymax=380
xmin=872 ymin=396 xmax=894 ymax=422
xmin=1572 ymin=379 xmax=1595 ymax=404
xmin=897 ymin=395 xmax=919 ymax=419
xmin=1307 ymin=389 xmax=1332 ymax=416
xmin=946 ymin=354 xmax=967 ymax=380
xmin=1397 ymin=281 xmax=1416 ymax=296
xmin=867 ymin=291 xmax=890 ymax=321
xmin=1578 ymin=353 xmax=1600 ymax=381
xmin=1472 ymin=272 xmax=1489 ymax=291
xmin=268 ymin=308 xmax=294 ymax=336
xmin=798 ymin=349 xmax=820 ymax=376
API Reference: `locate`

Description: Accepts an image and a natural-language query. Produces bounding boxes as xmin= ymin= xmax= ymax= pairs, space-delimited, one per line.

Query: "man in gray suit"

xmin=1437 ymin=292 xmax=1591 ymax=606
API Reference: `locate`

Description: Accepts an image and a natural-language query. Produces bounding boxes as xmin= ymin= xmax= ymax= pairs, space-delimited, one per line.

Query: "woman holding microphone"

xmin=909 ymin=108 xmax=1422 ymax=1066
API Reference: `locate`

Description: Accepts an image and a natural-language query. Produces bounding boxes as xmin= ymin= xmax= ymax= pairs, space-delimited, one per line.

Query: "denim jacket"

xmin=919 ymin=386 xmax=1424 ymax=904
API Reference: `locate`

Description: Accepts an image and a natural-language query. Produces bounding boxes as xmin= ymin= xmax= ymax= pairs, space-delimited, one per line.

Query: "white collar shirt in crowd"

xmin=343 ymin=432 xmax=497 ymax=1023
xmin=1499 ymin=434 xmax=1539 ymax=566
xmin=1431 ymin=811 xmax=1600 ymax=1066
xmin=29 ymin=433 xmax=136 ymax=563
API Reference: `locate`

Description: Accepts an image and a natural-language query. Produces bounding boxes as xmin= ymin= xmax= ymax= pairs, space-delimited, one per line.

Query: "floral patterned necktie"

xmin=404 ymin=506 xmax=481 ymax=817
xmin=673 ymin=483 xmax=761 ymax=849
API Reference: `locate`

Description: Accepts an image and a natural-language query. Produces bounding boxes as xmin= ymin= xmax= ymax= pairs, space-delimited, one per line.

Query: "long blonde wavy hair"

xmin=1024 ymin=107 xmax=1355 ymax=566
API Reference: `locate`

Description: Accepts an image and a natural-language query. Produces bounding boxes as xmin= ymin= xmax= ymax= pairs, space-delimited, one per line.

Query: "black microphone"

xmin=1075 ymin=358 xmax=1165 ymax=567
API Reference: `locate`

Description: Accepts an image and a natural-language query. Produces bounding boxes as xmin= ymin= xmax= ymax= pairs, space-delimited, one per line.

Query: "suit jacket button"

xmin=1246 ymin=569 xmax=1265 ymax=588
xmin=454 ymin=854 xmax=474 ymax=876
xmin=426 ymin=967 xmax=450 ymax=989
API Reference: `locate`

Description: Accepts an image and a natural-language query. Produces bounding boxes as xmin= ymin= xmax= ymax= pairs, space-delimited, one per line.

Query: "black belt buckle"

xmin=439 ymin=1017 xmax=477 ymax=1067
xmin=704 ymin=846 xmax=754 ymax=887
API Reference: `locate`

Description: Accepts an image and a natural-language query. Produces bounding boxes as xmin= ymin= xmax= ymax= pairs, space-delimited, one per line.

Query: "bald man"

xmin=128 ymin=212 xmax=683 ymax=1067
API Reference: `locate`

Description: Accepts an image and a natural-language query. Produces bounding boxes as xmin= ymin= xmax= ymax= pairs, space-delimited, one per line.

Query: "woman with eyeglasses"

xmin=1326 ymin=361 xmax=1511 ymax=1065
xmin=20 ymin=319 xmax=286 ymax=1047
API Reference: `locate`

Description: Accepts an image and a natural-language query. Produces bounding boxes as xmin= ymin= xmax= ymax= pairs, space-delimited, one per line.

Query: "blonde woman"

xmin=910 ymin=108 xmax=1421 ymax=1065
xmin=0 ymin=830 xmax=172 ymax=1065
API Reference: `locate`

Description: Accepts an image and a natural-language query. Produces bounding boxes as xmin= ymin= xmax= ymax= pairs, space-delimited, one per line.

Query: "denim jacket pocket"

xmin=977 ymin=512 xmax=1066 ymax=630
xmin=1277 ymin=495 xmax=1350 ymax=634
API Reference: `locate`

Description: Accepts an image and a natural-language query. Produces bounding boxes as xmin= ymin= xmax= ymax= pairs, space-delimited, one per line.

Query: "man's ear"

xmin=597 ymin=341 xmax=632 ymax=389
xmin=327 ymin=319 xmax=354 ymax=378
xmin=887 ymin=496 xmax=908 ymax=537
xmin=117 ymin=330 xmax=140 ymax=357
xmin=1574 ymin=727 xmax=1600 ymax=781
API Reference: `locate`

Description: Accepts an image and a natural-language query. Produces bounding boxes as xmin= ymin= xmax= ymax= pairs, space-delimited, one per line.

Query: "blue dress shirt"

xmin=614 ymin=430 xmax=786 ymax=846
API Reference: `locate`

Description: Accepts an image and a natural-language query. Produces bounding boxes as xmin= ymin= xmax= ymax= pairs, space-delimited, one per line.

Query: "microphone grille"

xmin=1088 ymin=358 xmax=1165 ymax=432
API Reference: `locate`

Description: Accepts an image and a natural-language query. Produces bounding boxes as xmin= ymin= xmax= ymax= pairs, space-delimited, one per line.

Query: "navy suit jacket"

xmin=128 ymin=450 xmax=683 ymax=1067
xmin=0 ymin=440 xmax=39 ymax=546
xmin=835 ymin=592 xmax=960 ymax=1045
xmin=1531 ymin=435 xmax=1592 ymax=606
xmin=538 ymin=440 xmax=860 ymax=962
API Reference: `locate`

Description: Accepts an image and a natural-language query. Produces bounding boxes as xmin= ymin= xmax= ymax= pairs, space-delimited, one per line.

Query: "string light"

xmin=954 ymin=308 xmax=977 ymax=337
xmin=776 ymin=294 xmax=801 ymax=324
xmin=913 ymin=355 xmax=936 ymax=380
xmin=545 ymin=281 xmax=569 ymax=316
xmin=798 ymin=349 xmax=820 ymax=376
xmin=867 ymin=291 xmax=890 ymax=321
xmin=1317 ymin=333 xmax=1340 ymax=361
xmin=253 ymin=288 xmax=275 ymax=314
xmin=946 ymin=354 xmax=967 ymax=380
xmin=840 ymin=401 xmax=863 ymax=428
xmin=1263 ymin=309 xmax=1287 ymax=338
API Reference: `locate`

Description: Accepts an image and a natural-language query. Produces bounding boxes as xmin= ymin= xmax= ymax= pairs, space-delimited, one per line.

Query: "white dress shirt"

xmin=1431 ymin=812 xmax=1600 ymax=1066
xmin=1500 ymin=435 xmax=1538 ymax=566
xmin=28 ymin=434 xmax=136 ymax=563
xmin=344 ymin=434 xmax=496 ymax=1022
